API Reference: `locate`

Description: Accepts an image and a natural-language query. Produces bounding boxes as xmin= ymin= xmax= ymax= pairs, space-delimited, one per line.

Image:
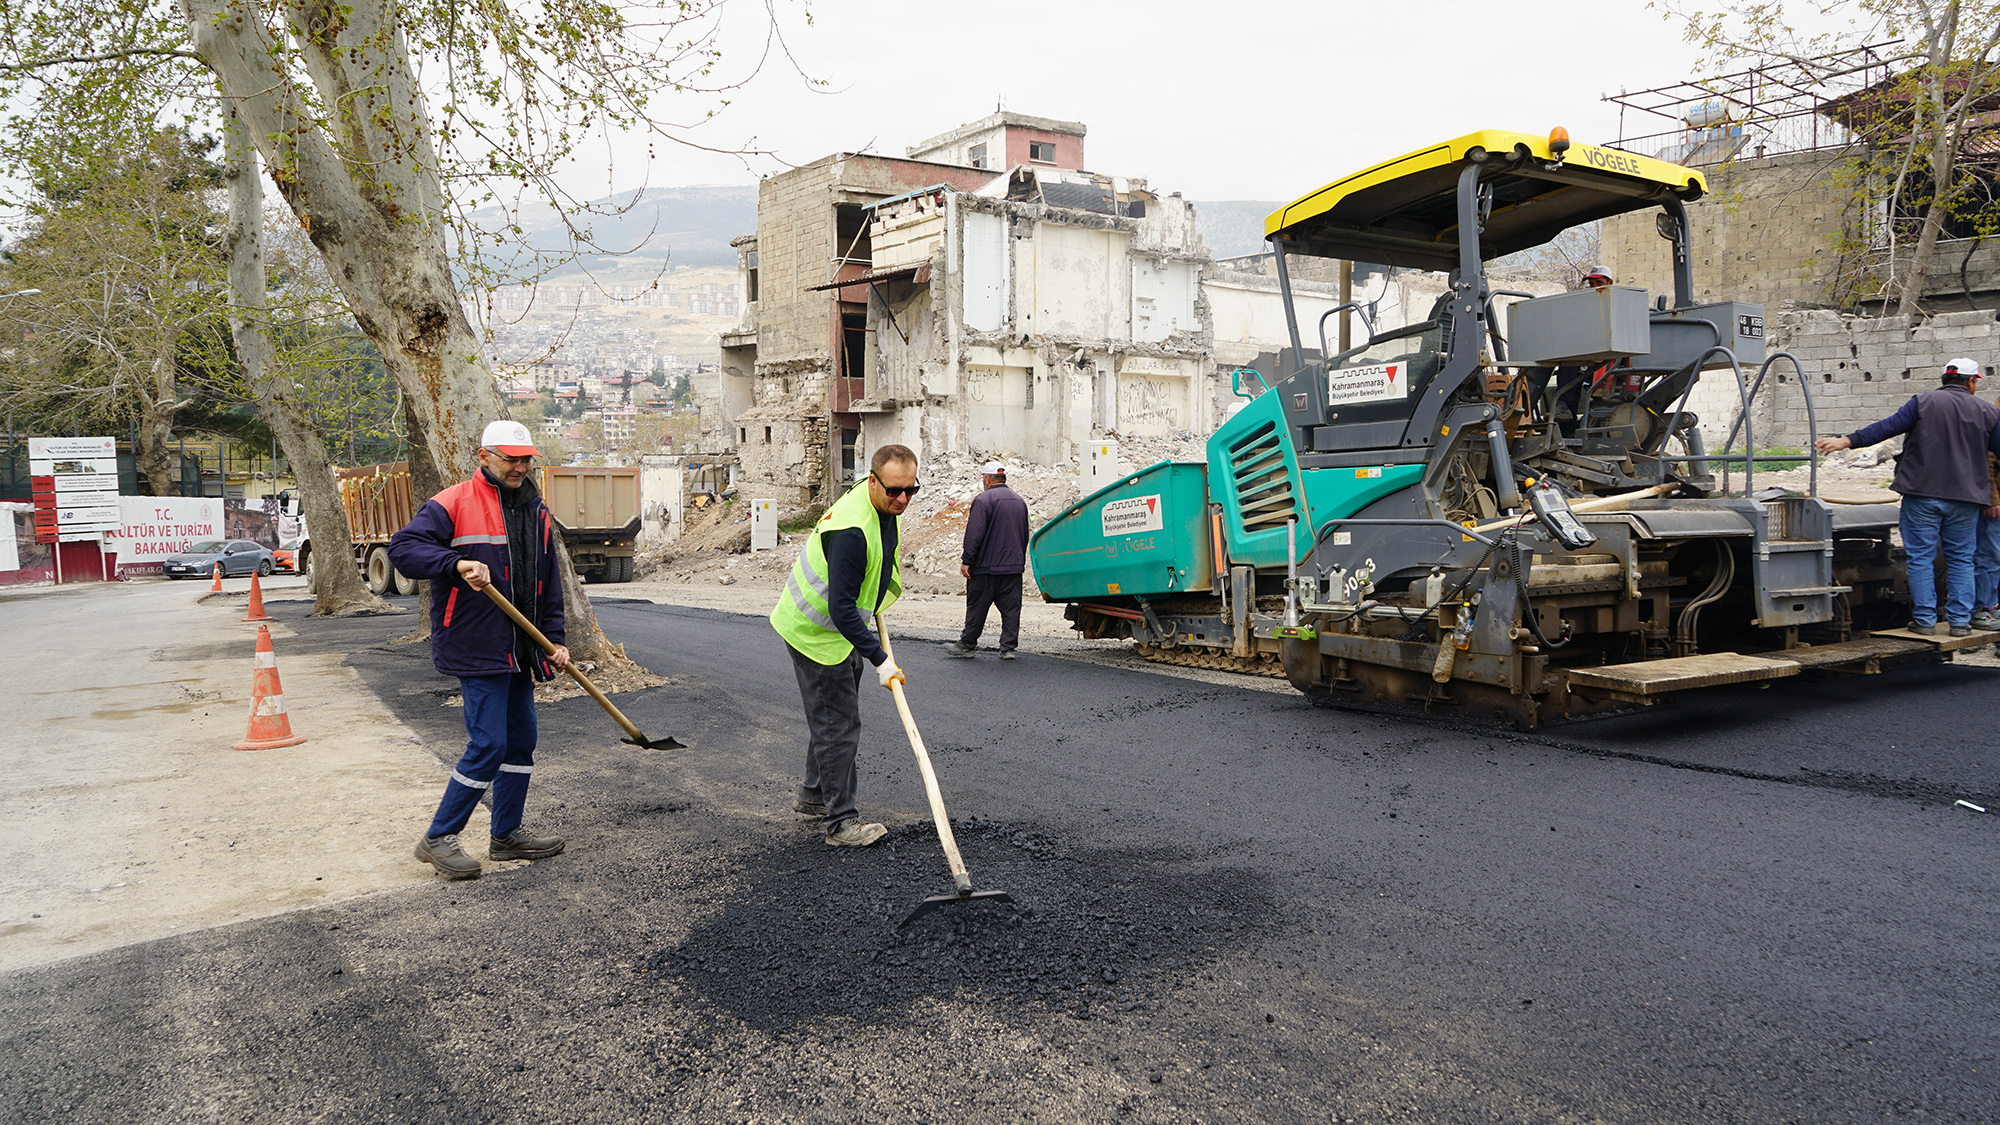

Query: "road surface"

xmin=2 ymin=593 xmax=1995 ymax=1123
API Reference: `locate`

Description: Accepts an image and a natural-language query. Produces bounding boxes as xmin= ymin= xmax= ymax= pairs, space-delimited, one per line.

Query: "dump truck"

xmin=288 ymin=462 xmax=641 ymax=591
xmin=543 ymin=465 xmax=640 ymax=583
xmin=1030 ymin=127 xmax=1980 ymax=729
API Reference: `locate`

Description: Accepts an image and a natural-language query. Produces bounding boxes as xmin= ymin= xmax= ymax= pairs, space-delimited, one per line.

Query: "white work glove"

xmin=876 ymin=659 xmax=906 ymax=690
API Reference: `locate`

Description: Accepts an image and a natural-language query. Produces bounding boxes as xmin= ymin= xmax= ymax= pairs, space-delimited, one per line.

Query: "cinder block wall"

xmin=1680 ymin=309 xmax=2000 ymax=451
xmin=753 ymin=161 xmax=837 ymax=367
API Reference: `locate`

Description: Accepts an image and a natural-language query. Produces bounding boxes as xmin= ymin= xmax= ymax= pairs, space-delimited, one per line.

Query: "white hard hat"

xmin=1946 ymin=357 xmax=1982 ymax=378
xmin=481 ymin=419 xmax=538 ymax=457
xmin=981 ymin=460 xmax=1007 ymax=476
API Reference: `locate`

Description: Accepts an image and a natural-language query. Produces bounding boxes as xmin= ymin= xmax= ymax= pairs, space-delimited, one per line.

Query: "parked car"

xmin=273 ymin=538 xmax=303 ymax=574
xmin=161 ymin=539 xmax=277 ymax=579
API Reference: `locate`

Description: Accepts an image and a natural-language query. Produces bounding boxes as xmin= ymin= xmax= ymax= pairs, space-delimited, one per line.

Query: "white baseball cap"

xmin=1946 ymin=357 xmax=1982 ymax=378
xmin=481 ymin=419 xmax=538 ymax=457
xmin=980 ymin=460 xmax=1007 ymax=476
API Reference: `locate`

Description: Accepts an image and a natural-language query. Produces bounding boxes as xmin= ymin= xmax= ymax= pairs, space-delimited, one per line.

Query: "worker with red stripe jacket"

xmin=390 ymin=419 xmax=570 ymax=879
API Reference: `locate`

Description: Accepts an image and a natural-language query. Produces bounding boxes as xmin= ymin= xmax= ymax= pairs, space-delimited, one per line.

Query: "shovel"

xmin=876 ymin=612 xmax=1014 ymax=926
xmin=480 ymin=583 xmax=686 ymax=751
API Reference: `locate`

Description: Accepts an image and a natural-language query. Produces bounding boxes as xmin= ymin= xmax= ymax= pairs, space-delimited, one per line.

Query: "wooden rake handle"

xmin=876 ymin=613 xmax=973 ymax=892
xmin=478 ymin=582 xmax=650 ymax=747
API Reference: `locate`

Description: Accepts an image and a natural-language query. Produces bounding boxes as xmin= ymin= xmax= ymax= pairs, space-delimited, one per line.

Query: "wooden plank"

xmin=1767 ymin=636 xmax=1936 ymax=669
xmin=1566 ymin=653 xmax=1799 ymax=696
xmin=1868 ymin=627 xmax=2000 ymax=653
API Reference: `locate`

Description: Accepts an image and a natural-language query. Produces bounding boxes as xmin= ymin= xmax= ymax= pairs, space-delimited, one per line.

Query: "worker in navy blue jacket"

xmin=1817 ymin=359 xmax=2000 ymax=636
xmin=390 ymin=419 xmax=569 ymax=879
xmin=944 ymin=461 xmax=1030 ymax=659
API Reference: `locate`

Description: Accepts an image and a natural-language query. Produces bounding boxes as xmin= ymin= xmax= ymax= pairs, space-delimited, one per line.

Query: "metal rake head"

xmin=897 ymin=888 xmax=1015 ymax=928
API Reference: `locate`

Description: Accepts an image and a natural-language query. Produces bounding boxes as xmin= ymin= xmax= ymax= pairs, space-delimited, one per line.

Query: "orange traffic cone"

xmin=243 ymin=572 xmax=272 ymax=622
xmin=210 ymin=562 xmax=224 ymax=592
xmin=233 ymin=625 xmax=307 ymax=751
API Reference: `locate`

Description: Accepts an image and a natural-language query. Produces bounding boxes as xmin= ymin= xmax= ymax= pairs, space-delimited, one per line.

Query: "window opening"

xmin=839 ymin=428 xmax=860 ymax=483
xmin=1028 ymin=141 xmax=1055 ymax=163
xmin=968 ymin=143 xmax=988 ymax=169
xmin=835 ymin=205 xmax=871 ymax=263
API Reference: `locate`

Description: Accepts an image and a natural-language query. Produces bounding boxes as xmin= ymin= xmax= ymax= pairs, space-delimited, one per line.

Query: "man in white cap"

xmin=1817 ymin=358 xmax=2000 ymax=636
xmin=945 ymin=460 xmax=1030 ymax=659
xmin=390 ymin=419 xmax=571 ymax=877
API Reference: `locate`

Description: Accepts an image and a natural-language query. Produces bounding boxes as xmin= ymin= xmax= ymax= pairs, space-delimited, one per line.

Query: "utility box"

xmin=1086 ymin=441 xmax=1122 ymax=496
xmin=1624 ymin=301 xmax=1767 ymax=372
xmin=750 ymin=498 xmax=778 ymax=552
xmin=1508 ymin=286 xmax=1652 ymax=364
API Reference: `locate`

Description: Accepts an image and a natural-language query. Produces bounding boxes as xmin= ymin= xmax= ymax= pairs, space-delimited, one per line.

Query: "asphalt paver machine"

xmin=1030 ymin=128 xmax=1977 ymax=728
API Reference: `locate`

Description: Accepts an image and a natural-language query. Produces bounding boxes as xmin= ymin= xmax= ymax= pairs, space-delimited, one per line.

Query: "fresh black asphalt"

xmin=4 ymin=595 xmax=1995 ymax=1123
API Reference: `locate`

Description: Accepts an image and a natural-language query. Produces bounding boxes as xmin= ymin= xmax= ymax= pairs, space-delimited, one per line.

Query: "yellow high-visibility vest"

xmin=769 ymin=480 xmax=902 ymax=664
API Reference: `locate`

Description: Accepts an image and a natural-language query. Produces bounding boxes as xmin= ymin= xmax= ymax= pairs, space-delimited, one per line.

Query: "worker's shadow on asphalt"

xmin=642 ymin=819 xmax=1278 ymax=1033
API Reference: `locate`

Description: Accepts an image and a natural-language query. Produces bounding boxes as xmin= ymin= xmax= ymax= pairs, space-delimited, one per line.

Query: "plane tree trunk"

xmin=181 ymin=0 xmax=610 ymax=654
xmin=221 ymin=110 xmax=387 ymax=615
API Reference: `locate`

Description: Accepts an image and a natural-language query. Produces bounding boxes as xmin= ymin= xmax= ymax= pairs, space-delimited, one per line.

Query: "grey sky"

xmin=604 ymin=0 xmax=1716 ymax=201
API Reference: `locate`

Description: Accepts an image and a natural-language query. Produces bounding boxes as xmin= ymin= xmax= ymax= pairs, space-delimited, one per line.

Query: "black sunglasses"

xmin=870 ymin=474 xmax=921 ymax=498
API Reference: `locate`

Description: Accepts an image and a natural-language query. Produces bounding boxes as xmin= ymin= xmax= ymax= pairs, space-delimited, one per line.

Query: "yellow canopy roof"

xmin=1264 ymin=129 xmax=1707 ymax=271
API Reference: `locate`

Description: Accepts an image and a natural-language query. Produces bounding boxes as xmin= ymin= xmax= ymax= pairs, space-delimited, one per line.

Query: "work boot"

xmin=1971 ymin=610 xmax=2000 ymax=631
xmin=489 ymin=828 xmax=565 ymax=861
xmin=1950 ymin=623 xmax=1973 ymax=638
xmin=1908 ymin=620 xmax=1938 ymax=636
xmin=999 ymin=649 xmax=1017 ymax=660
xmin=794 ymin=798 xmax=827 ymax=817
xmin=942 ymin=641 xmax=976 ymax=658
xmin=825 ymin=819 xmax=887 ymax=847
xmin=415 ymin=834 xmax=481 ymax=879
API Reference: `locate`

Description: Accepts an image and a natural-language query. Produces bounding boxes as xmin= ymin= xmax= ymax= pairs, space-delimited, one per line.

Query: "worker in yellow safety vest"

xmin=769 ymin=444 xmax=918 ymax=846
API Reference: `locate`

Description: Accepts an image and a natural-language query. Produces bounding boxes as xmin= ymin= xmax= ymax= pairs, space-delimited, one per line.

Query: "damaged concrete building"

xmin=717 ymin=111 xmax=1331 ymax=505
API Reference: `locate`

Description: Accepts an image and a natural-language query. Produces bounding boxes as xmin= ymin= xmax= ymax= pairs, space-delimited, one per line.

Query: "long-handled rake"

xmin=875 ymin=613 xmax=1014 ymax=926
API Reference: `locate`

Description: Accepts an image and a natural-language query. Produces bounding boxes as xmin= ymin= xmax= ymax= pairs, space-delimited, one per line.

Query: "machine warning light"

xmin=1549 ymin=126 xmax=1571 ymax=158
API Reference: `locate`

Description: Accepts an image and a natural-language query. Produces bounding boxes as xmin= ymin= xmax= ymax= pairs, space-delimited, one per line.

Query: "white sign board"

xmin=1101 ymin=494 xmax=1164 ymax=537
xmin=50 ymin=473 xmax=119 ymax=494
xmin=29 ymin=437 xmax=120 ymax=545
xmin=1326 ymin=362 xmax=1409 ymax=406
xmin=103 ymin=498 xmax=226 ymax=567
xmin=28 ymin=437 xmax=116 ymax=462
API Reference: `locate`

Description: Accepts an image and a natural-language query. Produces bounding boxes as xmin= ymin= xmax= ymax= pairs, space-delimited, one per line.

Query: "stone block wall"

xmin=753 ymin=160 xmax=838 ymax=366
xmin=1602 ymin=151 xmax=1858 ymax=313
xmin=1678 ymin=309 xmax=2000 ymax=452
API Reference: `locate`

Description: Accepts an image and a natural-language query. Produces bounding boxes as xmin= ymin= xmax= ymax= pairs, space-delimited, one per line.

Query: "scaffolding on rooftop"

xmin=1603 ymin=43 xmax=1902 ymax=165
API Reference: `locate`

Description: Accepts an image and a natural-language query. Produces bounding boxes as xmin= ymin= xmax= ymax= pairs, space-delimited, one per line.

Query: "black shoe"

xmin=489 ymin=828 xmax=565 ymax=861
xmin=942 ymin=641 xmax=976 ymax=658
xmin=415 ymin=833 xmax=482 ymax=879
xmin=1950 ymin=624 xmax=1972 ymax=638
xmin=999 ymin=649 xmax=1017 ymax=660
xmin=1909 ymin=620 xmax=1938 ymax=636
xmin=794 ymin=798 xmax=827 ymax=817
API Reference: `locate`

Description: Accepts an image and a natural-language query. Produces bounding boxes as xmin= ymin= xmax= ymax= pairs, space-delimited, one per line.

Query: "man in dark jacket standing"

xmin=945 ymin=461 xmax=1030 ymax=660
xmin=1817 ymin=359 xmax=2000 ymax=636
xmin=390 ymin=419 xmax=570 ymax=878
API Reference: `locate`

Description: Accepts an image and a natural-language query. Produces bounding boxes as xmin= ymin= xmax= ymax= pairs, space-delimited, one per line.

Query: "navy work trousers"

xmin=427 ymin=671 xmax=537 ymax=839
xmin=960 ymin=572 xmax=1023 ymax=652
xmin=787 ymin=642 xmax=865 ymax=827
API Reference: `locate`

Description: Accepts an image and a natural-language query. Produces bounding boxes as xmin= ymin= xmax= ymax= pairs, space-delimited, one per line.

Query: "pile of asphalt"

xmin=646 ymin=816 xmax=1274 ymax=1029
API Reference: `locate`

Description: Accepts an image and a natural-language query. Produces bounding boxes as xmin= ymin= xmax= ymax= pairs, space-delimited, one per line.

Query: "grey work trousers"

xmin=960 ymin=572 xmax=1023 ymax=652
xmin=787 ymin=641 xmax=866 ymax=827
